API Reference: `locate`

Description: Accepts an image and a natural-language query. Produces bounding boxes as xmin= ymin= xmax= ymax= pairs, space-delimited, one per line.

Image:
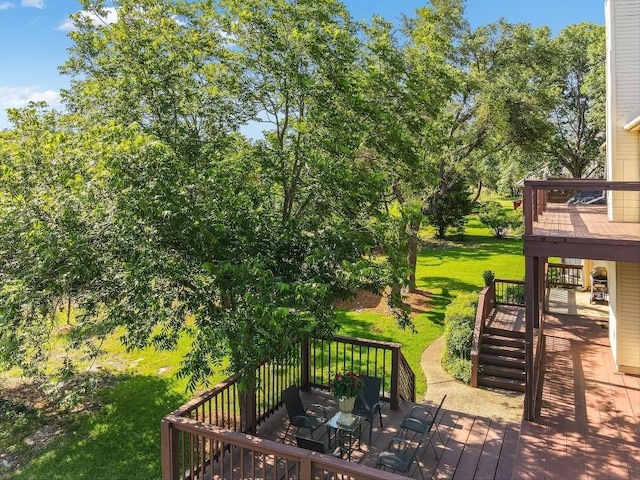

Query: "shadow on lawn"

xmin=424 ymin=289 xmax=452 ymax=327
xmin=13 ymin=375 xmax=186 ymax=480
xmin=419 ymin=238 xmax=523 ymax=264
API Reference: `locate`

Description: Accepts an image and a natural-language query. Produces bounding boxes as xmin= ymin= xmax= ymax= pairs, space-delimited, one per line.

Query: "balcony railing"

xmin=546 ymin=262 xmax=583 ymax=288
xmin=522 ymin=179 xmax=640 ymax=263
xmin=161 ymin=335 xmax=414 ymax=480
xmin=523 ymin=179 xmax=640 ymax=235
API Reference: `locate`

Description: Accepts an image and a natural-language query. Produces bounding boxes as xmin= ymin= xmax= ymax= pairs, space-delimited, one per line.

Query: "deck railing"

xmin=494 ymin=278 xmax=525 ymax=306
xmin=305 ymin=335 xmax=411 ymax=408
xmin=161 ymin=416 xmax=407 ymax=480
xmin=523 ymin=178 xmax=640 ymax=236
xmin=162 ymin=335 xmax=413 ymax=480
xmin=546 ymin=263 xmax=583 ymax=288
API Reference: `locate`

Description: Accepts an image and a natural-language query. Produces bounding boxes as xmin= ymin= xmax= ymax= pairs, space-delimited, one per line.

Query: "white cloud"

xmin=0 ymin=86 xmax=62 ymax=111
xmin=0 ymin=2 xmax=15 ymax=11
xmin=21 ymin=0 xmax=44 ymax=8
xmin=57 ymin=7 xmax=118 ymax=31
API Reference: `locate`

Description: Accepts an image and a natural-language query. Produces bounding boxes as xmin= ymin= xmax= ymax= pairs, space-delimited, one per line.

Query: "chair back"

xmin=295 ymin=435 xmax=326 ymax=454
xmin=399 ymin=416 xmax=428 ymax=443
xmin=354 ymin=375 xmax=381 ymax=412
xmin=408 ymin=394 xmax=446 ymax=433
xmin=283 ymin=385 xmax=305 ymax=418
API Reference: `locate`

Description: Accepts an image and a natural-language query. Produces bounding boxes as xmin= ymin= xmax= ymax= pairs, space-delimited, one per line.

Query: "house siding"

xmin=615 ymin=262 xmax=640 ymax=374
xmin=606 ymin=0 xmax=640 ymax=222
xmin=605 ymin=0 xmax=640 ymax=376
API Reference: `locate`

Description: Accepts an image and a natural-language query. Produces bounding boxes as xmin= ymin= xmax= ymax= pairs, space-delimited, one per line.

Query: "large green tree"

xmin=420 ymin=14 xmax=555 ymax=209
xmin=0 ymin=0 xmax=386 ymax=394
xmin=544 ymin=23 xmax=606 ymax=178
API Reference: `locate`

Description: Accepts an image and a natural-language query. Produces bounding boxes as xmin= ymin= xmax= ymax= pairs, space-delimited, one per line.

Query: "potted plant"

xmin=330 ymin=371 xmax=363 ymax=414
xmin=482 ymin=270 xmax=495 ymax=287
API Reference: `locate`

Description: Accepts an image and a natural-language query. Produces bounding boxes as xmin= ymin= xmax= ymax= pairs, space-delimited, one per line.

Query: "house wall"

xmin=614 ymin=262 xmax=640 ymax=374
xmin=605 ymin=0 xmax=640 ymax=375
xmin=606 ymin=0 xmax=640 ymax=222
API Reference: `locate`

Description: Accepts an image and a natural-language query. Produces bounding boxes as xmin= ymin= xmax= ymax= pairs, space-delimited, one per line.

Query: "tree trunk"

xmin=471 ymin=179 xmax=483 ymax=205
xmin=407 ymin=216 xmax=422 ymax=293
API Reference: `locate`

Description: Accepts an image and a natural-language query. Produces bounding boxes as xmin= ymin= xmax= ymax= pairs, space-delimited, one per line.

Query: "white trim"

xmin=623 ymin=115 xmax=640 ymax=131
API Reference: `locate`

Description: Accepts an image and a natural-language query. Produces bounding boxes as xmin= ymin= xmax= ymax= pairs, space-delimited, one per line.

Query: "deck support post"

xmin=525 ymin=255 xmax=540 ymax=421
xmin=161 ymin=418 xmax=179 ymax=480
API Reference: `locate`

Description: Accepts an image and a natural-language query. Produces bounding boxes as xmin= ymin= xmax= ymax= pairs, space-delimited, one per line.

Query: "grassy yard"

xmin=1 ymin=212 xmax=524 ymax=480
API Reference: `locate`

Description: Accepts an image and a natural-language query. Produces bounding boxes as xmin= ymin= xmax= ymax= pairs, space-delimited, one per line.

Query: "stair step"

xmin=482 ymin=334 xmax=525 ymax=349
xmin=481 ymin=344 xmax=525 ymax=358
xmin=484 ymin=327 xmax=525 ymax=339
xmin=480 ymin=353 xmax=526 ymax=368
xmin=478 ymin=375 xmax=526 ymax=392
xmin=481 ymin=364 xmax=526 ymax=380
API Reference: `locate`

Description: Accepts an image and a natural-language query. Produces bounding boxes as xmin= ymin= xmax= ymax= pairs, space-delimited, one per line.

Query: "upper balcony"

xmin=523 ymin=179 xmax=640 ymax=262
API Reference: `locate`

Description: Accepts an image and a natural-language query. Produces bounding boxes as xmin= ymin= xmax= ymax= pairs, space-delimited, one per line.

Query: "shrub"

xmin=442 ymin=292 xmax=477 ymax=383
xmin=478 ymin=201 xmax=522 ymax=238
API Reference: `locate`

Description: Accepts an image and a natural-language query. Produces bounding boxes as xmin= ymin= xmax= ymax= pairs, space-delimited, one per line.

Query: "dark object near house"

xmin=296 ymin=435 xmax=327 ymax=453
xmin=351 ymin=375 xmax=383 ymax=443
xmin=567 ymin=190 xmax=605 ymax=205
xmin=282 ymin=385 xmax=327 ymax=442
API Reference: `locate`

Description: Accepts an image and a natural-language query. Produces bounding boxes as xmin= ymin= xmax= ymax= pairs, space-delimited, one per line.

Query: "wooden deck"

xmin=532 ymin=204 xmax=640 ymax=242
xmin=258 ymin=391 xmax=520 ymax=479
xmin=487 ymin=305 xmax=526 ymax=333
xmin=253 ymin=308 xmax=639 ymax=479
xmin=514 ymin=313 xmax=640 ymax=480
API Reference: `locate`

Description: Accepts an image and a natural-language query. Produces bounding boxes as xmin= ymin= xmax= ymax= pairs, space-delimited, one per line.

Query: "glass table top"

xmin=326 ymin=412 xmax=365 ymax=433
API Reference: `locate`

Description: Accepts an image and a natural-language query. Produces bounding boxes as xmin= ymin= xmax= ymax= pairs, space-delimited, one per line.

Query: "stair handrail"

xmin=471 ymin=281 xmax=496 ymax=388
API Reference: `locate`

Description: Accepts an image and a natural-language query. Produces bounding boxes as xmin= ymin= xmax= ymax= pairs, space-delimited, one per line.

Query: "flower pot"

xmin=338 ymin=396 xmax=356 ymax=414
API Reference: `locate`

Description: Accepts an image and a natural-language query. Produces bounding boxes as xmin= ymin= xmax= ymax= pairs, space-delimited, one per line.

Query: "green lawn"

xmin=337 ymin=215 xmax=524 ymax=393
xmin=1 ymin=212 xmax=524 ymax=480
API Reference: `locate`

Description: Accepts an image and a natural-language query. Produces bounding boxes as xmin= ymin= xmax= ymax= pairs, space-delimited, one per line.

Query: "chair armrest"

xmin=308 ymin=403 xmax=328 ymax=418
xmin=387 ymin=437 xmax=413 ymax=452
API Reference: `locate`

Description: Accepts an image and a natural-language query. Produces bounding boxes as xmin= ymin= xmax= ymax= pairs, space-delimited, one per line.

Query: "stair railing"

xmin=471 ymin=282 xmax=496 ymax=387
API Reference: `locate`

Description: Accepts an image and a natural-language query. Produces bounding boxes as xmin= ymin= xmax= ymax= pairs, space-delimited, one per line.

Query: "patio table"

xmin=326 ymin=412 xmax=365 ymax=461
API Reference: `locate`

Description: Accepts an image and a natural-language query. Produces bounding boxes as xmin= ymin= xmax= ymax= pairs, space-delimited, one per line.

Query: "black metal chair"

xmin=375 ymin=415 xmax=427 ymax=479
xmin=351 ymin=375 xmax=383 ymax=443
xmin=403 ymin=394 xmax=446 ymax=458
xmin=295 ymin=436 xmax=342 ymax=479
xmin=281 ymin=385 xmax=327 ymax=443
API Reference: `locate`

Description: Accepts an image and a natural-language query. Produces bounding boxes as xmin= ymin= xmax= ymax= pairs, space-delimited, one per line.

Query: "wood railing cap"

xmin=523 ymin=178 xmax=640 ymax=190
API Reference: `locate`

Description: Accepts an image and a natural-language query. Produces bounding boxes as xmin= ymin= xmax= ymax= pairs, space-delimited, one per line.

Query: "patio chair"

xmin=403 ymin=394 xmax=446 ymax=459
xmin=375 ymin=414 xmax=427 ymax=479
xmin=295 ymin=435 xmax=345 ymax=480
xmin=281 ymin=385 xmax=328 ymax=443
xmin=351 ymin=375 xmax=383 ymax=443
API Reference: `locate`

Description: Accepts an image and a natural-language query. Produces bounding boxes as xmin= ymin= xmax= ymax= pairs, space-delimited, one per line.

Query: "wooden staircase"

xmin=477 ymin=327 xmax=526 ymax=392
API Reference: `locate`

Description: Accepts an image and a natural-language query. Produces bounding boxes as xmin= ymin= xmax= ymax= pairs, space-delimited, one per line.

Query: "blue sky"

xmin=0 ymin=0 xmax=605 ymax=129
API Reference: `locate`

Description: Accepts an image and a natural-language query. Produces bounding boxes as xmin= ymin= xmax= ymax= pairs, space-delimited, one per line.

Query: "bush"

xmin=478 ymin=201 xmax=522 ymax=238
xmin=441 ymin=292 xmax=477 ymax=383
